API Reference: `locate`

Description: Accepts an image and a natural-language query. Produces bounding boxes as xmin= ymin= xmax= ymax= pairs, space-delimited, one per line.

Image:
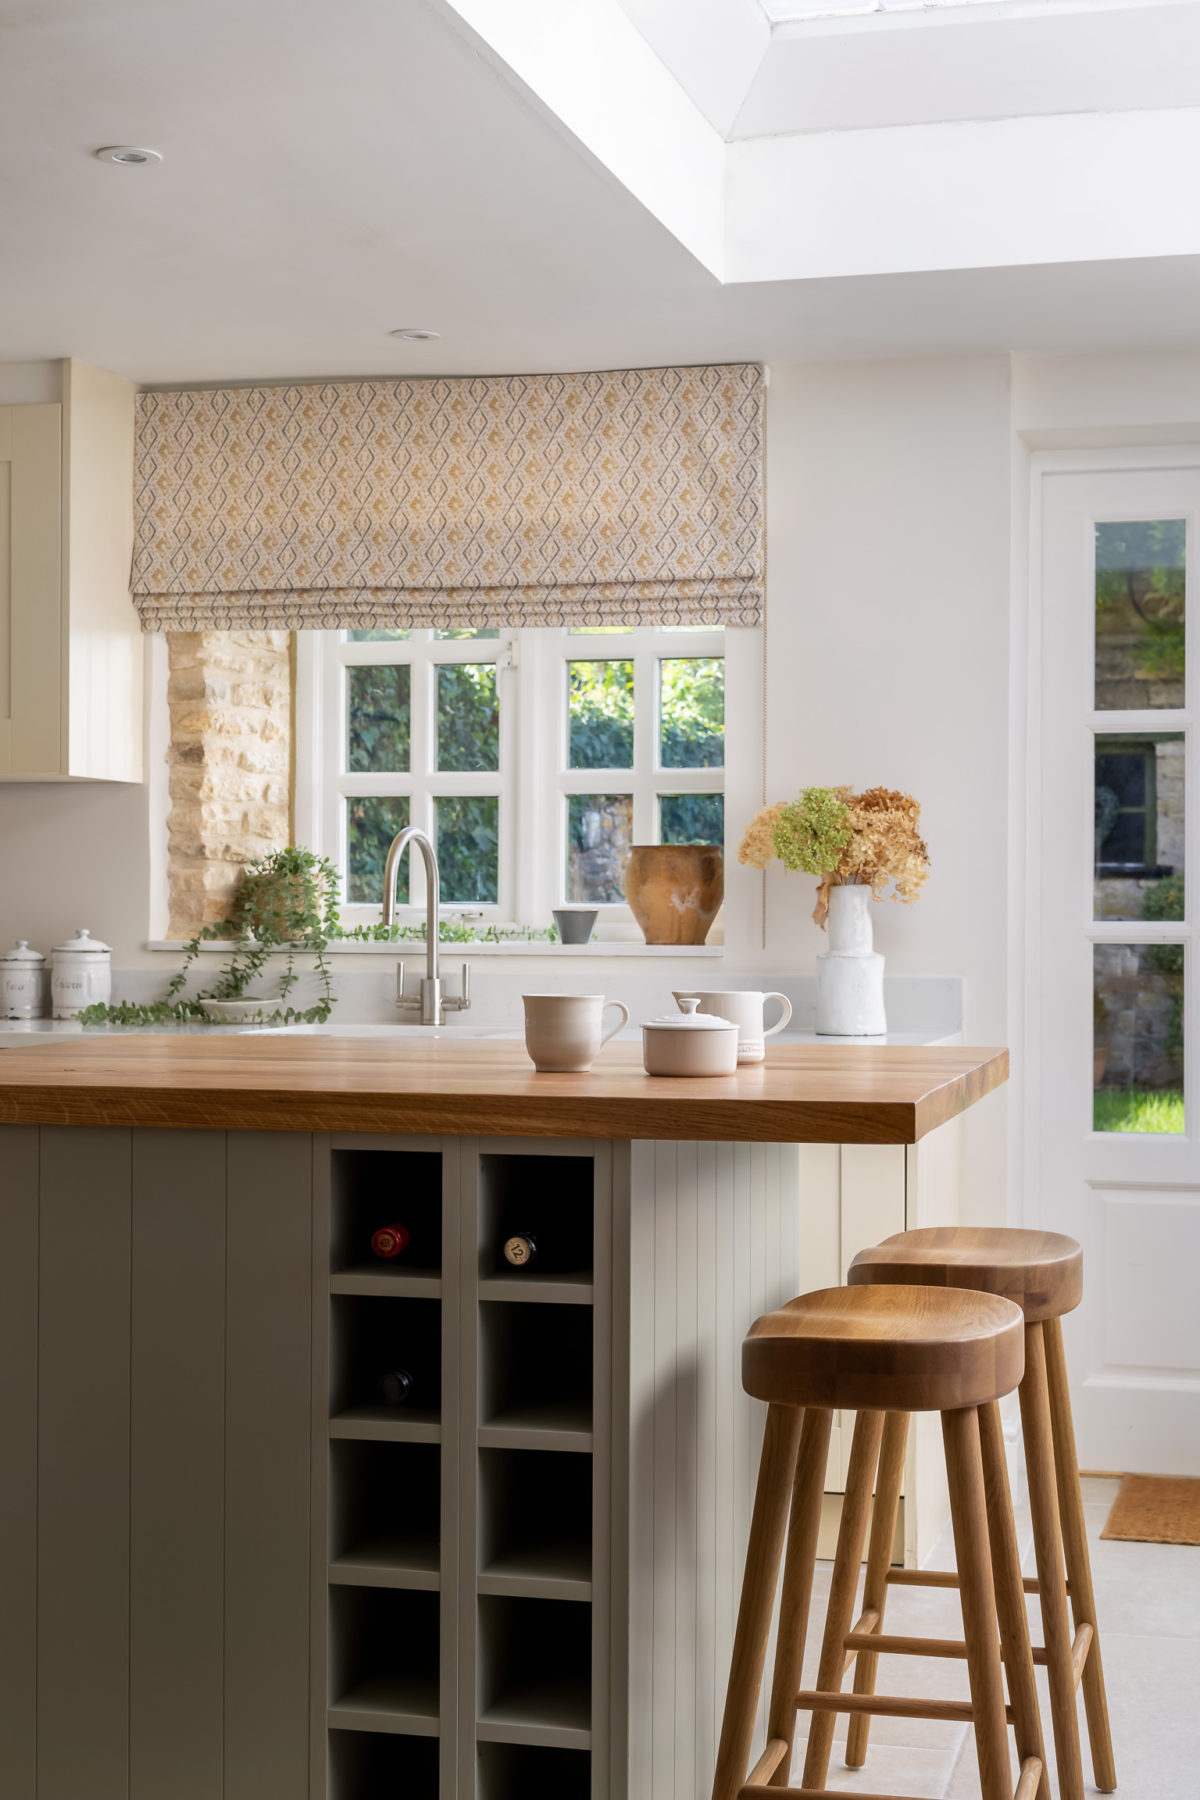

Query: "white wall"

xmin=759 ymin=358 xmax=1014 ymax=1222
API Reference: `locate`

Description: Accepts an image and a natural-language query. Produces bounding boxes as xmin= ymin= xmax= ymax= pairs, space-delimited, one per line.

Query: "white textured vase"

xmin=815 ymin=884 xmax=886 ymax=1037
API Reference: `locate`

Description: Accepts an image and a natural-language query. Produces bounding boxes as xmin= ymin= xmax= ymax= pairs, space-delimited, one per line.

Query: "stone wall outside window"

xmin=165 ymin=632 xmax=292 ymax=939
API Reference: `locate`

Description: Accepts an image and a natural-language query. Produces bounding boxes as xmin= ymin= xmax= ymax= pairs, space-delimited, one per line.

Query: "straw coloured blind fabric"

xmin=131 ymin=364 xmax=764 ymax=632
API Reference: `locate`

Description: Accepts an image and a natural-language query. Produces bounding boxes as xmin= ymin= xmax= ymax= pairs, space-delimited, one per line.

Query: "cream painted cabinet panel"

xmin=0 ymin=364 xmax=141 ymax=783
xmin=795 ymin=1134 xmax=964 ymax=1564
xmin=0 ymin=403 xmax=62 ymax=774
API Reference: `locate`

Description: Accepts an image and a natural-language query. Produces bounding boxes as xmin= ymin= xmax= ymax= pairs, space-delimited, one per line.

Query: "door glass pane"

xmin=566 ymin=794 xmax=633 ymax=903
xmin=1093 ymin=943 xmax=1184 ymax=1134
xmin=660 ymin=658 xmax=724 ymax=768
xmin=435 ymin=628 xmax=498 ymax=639
xmin=1095 ymin=520 xmax=1185 ymax=710
xmin=568 ymin=660 xmax=634 ymax=769
xmin=1094 ymin=732 xmax=1184 ymax=919
xmin=346 ymin=796 xmax=410 ymax=906
xmin=436 ymin=664 xmax=499 ymax=772
xmin=659 ymin=793 xmax=724 ymax=846
xmin=347 ymin=665 xmax=411 ymax=773
xmin=435 ymin=796 xmax=499 ymax=904
xmin=347 ymin=628 xmax=411 ymax=641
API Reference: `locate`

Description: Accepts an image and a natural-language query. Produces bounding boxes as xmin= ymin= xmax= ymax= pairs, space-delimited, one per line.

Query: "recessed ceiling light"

xmin=95 ymin=145 xmax=163 ymax=166
xmin=389 ymin=327 xmax=440 ymax=342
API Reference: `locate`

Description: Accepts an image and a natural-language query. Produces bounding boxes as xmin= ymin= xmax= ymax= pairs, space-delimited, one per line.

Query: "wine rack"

xmin=318 ymin=1137 xmax=610 ymax=1798
xmin=320 ymin=1139 xmax=459 ymax=1800
xmin=475 ymin=1742 xmax=592 ymax=1800
xmin=465 ymin=1143 xmax=611 ymax=1798
xmin=318 ymin=1130 xmax=611 ymax=1792
xmin=329 ymin=1728 xmax=440 ymax=1799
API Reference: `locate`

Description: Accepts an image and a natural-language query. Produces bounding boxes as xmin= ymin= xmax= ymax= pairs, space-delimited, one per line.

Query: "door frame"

xmin=1021 ymin=444 xmax=1200 ymax=1472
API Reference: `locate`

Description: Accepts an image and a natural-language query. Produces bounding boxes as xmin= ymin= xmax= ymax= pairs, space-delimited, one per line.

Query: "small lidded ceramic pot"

xmin=0 ymin=940 xmax=48 ymax=1019
xmin=641 ymin=997 xmax=740 ymax=1078
xmin=51 ymin=927 xmax=112 ymax=1019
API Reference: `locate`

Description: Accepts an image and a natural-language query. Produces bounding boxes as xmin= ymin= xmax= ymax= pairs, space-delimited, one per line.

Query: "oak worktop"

xmin=0 ymin=1034 xmax=1007 ymax=1142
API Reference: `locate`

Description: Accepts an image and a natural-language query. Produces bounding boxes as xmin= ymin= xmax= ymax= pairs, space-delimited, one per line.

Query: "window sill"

xmin=145 ymin=939 xmax=724 ymax=958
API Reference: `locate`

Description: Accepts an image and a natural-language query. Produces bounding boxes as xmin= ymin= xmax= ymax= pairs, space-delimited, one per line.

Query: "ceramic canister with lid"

xmin=640 ymin=996 xmax=740 ymax=1078
xmin=51 ymin=927 xmax=112 ymax=1019
xmin=0 ymin=940 xmax=48 ymax=1019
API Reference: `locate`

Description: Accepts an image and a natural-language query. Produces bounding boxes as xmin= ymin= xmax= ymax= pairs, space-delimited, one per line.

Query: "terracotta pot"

xmin=625 ymin=845 xmax=724 ymax=946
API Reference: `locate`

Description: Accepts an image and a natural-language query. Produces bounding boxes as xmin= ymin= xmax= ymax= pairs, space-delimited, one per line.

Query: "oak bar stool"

xmin=712 ymin=1284 xmax=1047 ymax=1800
xmin=848 ymin=1228 xmax=1116 ymax=1800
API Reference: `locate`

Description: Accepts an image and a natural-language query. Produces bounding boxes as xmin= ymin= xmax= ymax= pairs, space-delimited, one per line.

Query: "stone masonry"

xmin=166 ymin=632 xmax=292 ymax=938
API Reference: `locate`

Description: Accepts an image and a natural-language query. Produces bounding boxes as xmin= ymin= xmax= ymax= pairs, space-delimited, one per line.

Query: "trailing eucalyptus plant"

xmin=79 ymin=847 xmax=341 ymax=1027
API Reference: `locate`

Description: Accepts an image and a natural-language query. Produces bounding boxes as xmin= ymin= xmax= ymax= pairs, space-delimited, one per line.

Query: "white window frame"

xmin=294 ymin=625 xmax=728 ymax=931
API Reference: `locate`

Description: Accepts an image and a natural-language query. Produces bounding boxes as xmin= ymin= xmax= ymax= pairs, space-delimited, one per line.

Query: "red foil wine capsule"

xmin=371 ymin=1223 xmax=412 ymax=1259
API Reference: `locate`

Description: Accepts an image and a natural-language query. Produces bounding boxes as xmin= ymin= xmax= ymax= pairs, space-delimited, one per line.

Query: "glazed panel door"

xmin=1036 ymin=458 xmax=1200 ymax=1474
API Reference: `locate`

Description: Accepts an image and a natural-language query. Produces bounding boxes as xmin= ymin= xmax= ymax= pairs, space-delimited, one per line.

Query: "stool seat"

xmin=849 ymin=1226 xmax=1083 ymax=1322
xmin=742 ymin=1284 xmax=1025 ymax=1414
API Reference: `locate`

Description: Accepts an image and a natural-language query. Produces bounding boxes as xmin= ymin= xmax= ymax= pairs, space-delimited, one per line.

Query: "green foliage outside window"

xmin=1096 ymin=519 xmax=1186 ymax=682
xmin=660 ymin=658 xmax=724 ymax=768
xmin=569 ymin=660 xmax=634 ymax=768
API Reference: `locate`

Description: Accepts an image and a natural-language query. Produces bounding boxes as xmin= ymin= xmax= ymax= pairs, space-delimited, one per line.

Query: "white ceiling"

xmin=3 ymin=0 xmax=1200 ymax=386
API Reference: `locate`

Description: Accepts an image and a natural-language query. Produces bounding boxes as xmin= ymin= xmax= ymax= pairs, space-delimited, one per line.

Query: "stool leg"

xmin=979 ymin=1400 xmax=1050 ymax=1800
xmin=1044 ymin=1314 xmax=1117 ymax=1792
xmin=766 ymin=1407 xmax=833 ymax=1786
xmin=800 ymin=1407 xmax=885 ymax=1792
xmin=943 ymin=1405 xmax=1011 ymax=1800
xmin=844 ymin=1408 xmax=909 ymax=1768
xmin=1020 ymin=1321 xmax=1085 ymax=1800
xmin=712 ymin=1403 xmax=804 ymax=1800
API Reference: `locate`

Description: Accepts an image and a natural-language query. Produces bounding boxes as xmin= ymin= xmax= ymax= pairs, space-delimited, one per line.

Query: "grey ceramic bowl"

xmin=553 ymin=909 xmax=598 ymax=946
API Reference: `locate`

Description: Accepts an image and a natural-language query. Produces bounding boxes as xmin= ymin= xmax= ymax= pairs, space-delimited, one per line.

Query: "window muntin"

xmin=314 ymin=625 xmax=725 ymax=925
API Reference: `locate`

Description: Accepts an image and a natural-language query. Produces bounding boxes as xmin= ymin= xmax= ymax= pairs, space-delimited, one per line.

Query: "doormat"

xmin=1101 ymin=1474 xmax=1200 ymax=1545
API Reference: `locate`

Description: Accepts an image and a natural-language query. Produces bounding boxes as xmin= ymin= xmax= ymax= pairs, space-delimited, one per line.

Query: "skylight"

xmin=760 ymin=0 xmax=1181 ymax=20
xmin=761 ymin=0 xmax=1007 ymax=16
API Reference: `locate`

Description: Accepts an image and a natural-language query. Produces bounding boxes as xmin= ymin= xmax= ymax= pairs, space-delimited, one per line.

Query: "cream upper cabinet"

xmin=0 ymin=361 xmax=142 ymax=782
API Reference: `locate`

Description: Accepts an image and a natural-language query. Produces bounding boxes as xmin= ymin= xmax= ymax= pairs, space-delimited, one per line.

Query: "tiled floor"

xmin=786 ymin=1478 xmax=1200 ymax=1798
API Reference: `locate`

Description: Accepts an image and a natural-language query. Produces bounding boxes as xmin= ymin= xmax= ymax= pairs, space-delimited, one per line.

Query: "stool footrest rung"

xmin=841 ymin=1604 xmax=881 ymax=1673
xmin=744 ymin=1737 xmax=789 ymax=1786
xmin=795 ymin=1688 xmax=1014 ymax=1725
xmin=1071 ymin=1621 xmax=1093 ymax=1689
xmin=842 ymin=1623 xmax=1095 ymax=1682
xmin=739 ymin=1788 xmax=923 ymax=1799
xmin=885 ymin=1567 xmax=1070 ymax=1599
xmin=739 ymin=1771 xmax=1041 ymax=1800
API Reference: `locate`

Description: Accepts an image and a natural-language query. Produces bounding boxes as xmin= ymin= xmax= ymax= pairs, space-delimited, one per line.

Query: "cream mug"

xmin=672 ymin=988 xmax=792 ymax=1064
xmin=522 ymin=993 xmax=630 ymax=1073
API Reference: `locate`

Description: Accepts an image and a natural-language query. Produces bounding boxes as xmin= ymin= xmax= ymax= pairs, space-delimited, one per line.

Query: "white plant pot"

xmin=815 ymin=885 xmax=886 ymax=1037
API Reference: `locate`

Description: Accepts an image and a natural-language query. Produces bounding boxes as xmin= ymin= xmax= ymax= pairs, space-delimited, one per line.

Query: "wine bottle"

xmin=377 ymin=1367 xmax=416 ymax=1406
xmin=371 ymin=1222 xmax=411 ymax=1259
xmin=502 ymin=1232 xmax=538 ymax=1270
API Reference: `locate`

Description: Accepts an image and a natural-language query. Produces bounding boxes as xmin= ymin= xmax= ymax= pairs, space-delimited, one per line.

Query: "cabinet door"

xmin=0 ymin=403 xmax=62 ymax=774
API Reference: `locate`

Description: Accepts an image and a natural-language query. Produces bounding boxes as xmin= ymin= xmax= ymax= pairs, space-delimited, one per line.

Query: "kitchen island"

xmin=0 ymin=1035 xmax=1006 ymax=1800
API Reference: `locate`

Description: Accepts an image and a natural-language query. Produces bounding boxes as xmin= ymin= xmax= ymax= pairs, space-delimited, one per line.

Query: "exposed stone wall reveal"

xmin=165 ymin=631 xmax=292 ymax=938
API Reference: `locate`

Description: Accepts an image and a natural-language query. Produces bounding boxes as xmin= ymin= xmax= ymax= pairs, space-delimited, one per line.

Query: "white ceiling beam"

xmin=726 ymin=106 xmax=1200 ymax=281
xmin=441 ymin=0 xmax=727 ymax=278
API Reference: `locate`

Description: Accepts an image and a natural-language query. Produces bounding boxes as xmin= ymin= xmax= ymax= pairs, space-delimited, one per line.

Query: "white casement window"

xmin=295 ymin=626 xmax=727 ymax=929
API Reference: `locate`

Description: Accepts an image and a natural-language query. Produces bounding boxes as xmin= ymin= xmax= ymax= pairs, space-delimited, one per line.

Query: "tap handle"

xmin=444 ymin=961 xmax=471 ymax=1012
xmin=394 ymin=960 xmax=421 ymax=1013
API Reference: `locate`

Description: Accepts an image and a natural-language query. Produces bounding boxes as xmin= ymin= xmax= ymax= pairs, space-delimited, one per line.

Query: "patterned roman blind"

xmin=131 ymin=363 xmax=765 ymax=631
